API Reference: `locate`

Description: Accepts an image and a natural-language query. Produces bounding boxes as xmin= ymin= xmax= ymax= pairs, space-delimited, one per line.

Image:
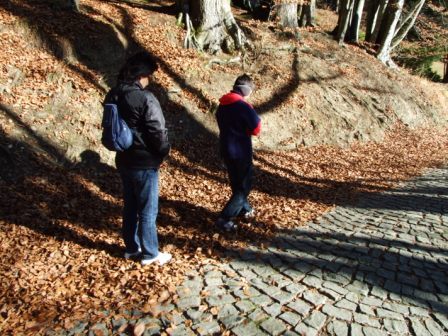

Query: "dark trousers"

xmin=220 ymin=157 xmax=254 ymax=220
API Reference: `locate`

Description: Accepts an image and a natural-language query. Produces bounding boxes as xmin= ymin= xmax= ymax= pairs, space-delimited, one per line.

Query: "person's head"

xmin=118 ymin=51 xmax=159 ymax=87
xmin=233 ymin=74 xmax=255 ymax=98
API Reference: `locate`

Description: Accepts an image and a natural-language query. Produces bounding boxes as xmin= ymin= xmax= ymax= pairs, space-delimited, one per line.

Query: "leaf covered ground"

xmin=0 ymin=0 xmax=448 ymax=334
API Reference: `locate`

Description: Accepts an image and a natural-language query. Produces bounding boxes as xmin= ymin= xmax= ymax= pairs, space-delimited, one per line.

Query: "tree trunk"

xmin=335 ymin=0 xmax=355 ymax=44
xmin=277 ymin=2 xmax=299 ymax=28
xmin=365 ymin=0 xmax=380 ymax=41
xmin=376 ymin=0 xmax=404 ymax=66
xmin=181 ymin=0 xmax=247 ymax=53
xmin=369 ymin=0 xmax=388 ymax=43
xmin=347 ymin=0 xmax=365 ymax=42
xmin=390 ymin=0 xmax=425 ymax=49
xmin=299 ymin=0 xmax=317 ymax=27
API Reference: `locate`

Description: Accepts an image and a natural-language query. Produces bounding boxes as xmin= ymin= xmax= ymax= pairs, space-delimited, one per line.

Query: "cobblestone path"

xmin=77 ymin=168 xmax=448 ymax=336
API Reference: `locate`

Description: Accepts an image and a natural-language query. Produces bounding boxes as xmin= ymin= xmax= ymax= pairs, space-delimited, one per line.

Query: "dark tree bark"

xmin=178 ymin=0 xmax=247 ymax=53
xmin=369 ymin=0 xmax=388 ymax=43
xmin=299 ymin=0 xmax=317 ymax=27
xmin=347 ymin=0 xmax=365 ymax=42
xmin=334 ymin=0 xmax=355 ymax=44
xmin=365 ymin=0 xmax=380 ymax=41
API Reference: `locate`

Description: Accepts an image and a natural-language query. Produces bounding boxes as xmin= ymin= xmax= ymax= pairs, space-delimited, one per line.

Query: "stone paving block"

xmin=167 ymin=325 xmax=195 ymax=336
xmin=322 ymin=304 xmax=352 ymax=322
xmin=370 ymin=286 xmax=388 ymax=300
xmin=274 ymin=291 xmax=297 ymax=305
xmin=376 ymin=308 xmax=405 ymax=321
xmin=409 ymin=317 xmax=432 ymax=336
xmin=287 ymin=299 xmax=312 ymax=316
xmin=424 ymin=318 xmax=445 ymax=336
xmin=205 ymin=278 xmax=224 ymax=286
xmin=353 ymin=313 xmax=381 ymax=328
xmin=263 ymin=303 xmax=282 ymax=317
xmin=323 ymin=273 xmax=351 ymax=286
xmin=186 ymin=308 xmax=203 ymax=321
xmin=409 ymin=307 xmax=429 ymax=317
xmin=232 ymin=321 xmax=260 ymax=336
xmin=176 ymin=296 xmax=201 ymax=310
xmin=261 ymin=285 xmax=282 ymax=297
xmin=217 ymin=304 xmax=239 ymax=319
xmin=382 ymin=302 xmax=409 ymax=315
xmin=250 ymin=294 xmax=273 ymax=307
xmin=177 ymin=286 xmax=200 ymax=298
xmin=206 ymin=294 xmax=235 ymax=307
xmin=323 ymin=281 xmax=349 ymax=296
xmin=260 ymin=317 xmax=287 ymax=336
xmin=361 ymin=296 xmax=383 ymax=307
xmin=303 ymin=290 xmax=327 ymax=306
xmin=284 ymin=268 xmax=307 ymax=281
xmin=218 ymin=314 xmax=245 ymax=329
xmin=304 ymin=311 xmax=327 ymax=330
xmin=203 ymin=285 xmax=226 ymax=297
xmin=302 ymin=275 xmax=323 ymax=289
xmin=413 ymin=289 xmax=439 ymax=302
xmin=249 ymin=308 xmax=269 ymax=323
xmin=236 ymin=299 xmax=256 ymax=313
xmin=193 ymin=320 xmax=221 ymax=336
xmin=234 ymin=286 xmax=261 ymax=299
xmin=345 ymin=292 xmax=361 ymax=304
xmin=362 ymin=326 xmax=388 ymax=336
xmin=345 ymin=280 xmax=369 ymax=296
xmin=433 ymin=312 xmax=448 ymax=330
xmin=335 ymin=299 xmax=357 ymax=312
xmin=320 ymin=287 xmax=342 ymax=301
xmin=384 ymin=319 xmax=409 ymax=334
xmin=285 ymin=283 xmax=307 ymax=295
xmin=279 ymin=311 xmax=301 ymax=327
xmin=327 ymin=320 xmax=349 ymax=336
xmin=350 ymin=323 xmax=363 ymax=336
xmin=295 ymin=323 xmax=318 ymax=336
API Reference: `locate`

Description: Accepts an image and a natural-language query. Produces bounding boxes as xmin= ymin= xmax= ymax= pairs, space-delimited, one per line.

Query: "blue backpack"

xmin=101 ymin=103 xmax=133 ymax=152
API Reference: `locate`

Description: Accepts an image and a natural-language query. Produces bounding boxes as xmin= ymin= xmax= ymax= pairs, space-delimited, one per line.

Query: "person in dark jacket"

xmin=215 ymin=74 xmax=261 ymax=231
xmin=104 ymin=52 xmax=171 ymax=266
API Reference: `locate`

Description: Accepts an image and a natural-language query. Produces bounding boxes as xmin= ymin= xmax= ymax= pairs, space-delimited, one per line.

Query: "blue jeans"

xmin=220 ymin=157 xmax=253 ymax=220
xmin=119 ymin=168 xmax=159 ymax=259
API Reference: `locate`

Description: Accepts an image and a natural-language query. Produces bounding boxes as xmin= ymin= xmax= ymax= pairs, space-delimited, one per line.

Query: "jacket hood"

xmin=219 ymin=92 xmax=245 ymax=106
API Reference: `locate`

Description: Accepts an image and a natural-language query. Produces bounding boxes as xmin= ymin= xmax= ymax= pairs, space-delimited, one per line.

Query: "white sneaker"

xmin=244 ymin=209 xmax=256 ymax=219
xmin=141 ymin=252 xmax=172 ymax=266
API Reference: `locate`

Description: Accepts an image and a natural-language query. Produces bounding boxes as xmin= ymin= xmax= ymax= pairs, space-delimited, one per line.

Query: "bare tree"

xmin=347 ymin=0 xmax=366 ymax=42
xmin=376 ymin=0 xmax=404 ymax=66
xmin=177 ymin=0 xmax=248 ymax=53
xmin=299 ymin=0 xmax=317 ymax=27
xmin=273 ymin=1 xmax=299 ymax=28
xmin=334 ymin=0 xmax=355 ymax=44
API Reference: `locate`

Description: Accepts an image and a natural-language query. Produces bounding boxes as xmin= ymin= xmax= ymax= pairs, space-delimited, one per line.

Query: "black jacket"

xmin=104 ymin=81 xmax=170 ymax=169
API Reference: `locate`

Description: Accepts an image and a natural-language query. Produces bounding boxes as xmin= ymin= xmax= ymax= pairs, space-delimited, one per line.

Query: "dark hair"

xmin=234 ymin=74 xmax=255 ymax=90
xmin=232 ymin=74 xmax=255 ymax=96
xmin=118 ymin=51 xmax=159 ymax=82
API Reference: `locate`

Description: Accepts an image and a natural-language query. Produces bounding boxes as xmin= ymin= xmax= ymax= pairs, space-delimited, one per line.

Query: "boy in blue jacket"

xmin=215 ymin=74 xmax=261 ymax=231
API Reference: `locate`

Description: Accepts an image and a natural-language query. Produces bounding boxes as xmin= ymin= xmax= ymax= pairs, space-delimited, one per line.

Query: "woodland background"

xmin=0 ymin=0 xmax=447 ymax=333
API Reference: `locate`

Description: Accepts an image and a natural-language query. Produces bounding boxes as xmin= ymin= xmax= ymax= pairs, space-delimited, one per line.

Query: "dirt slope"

xmin=1 ymin=0 xmax=447 ymax=164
